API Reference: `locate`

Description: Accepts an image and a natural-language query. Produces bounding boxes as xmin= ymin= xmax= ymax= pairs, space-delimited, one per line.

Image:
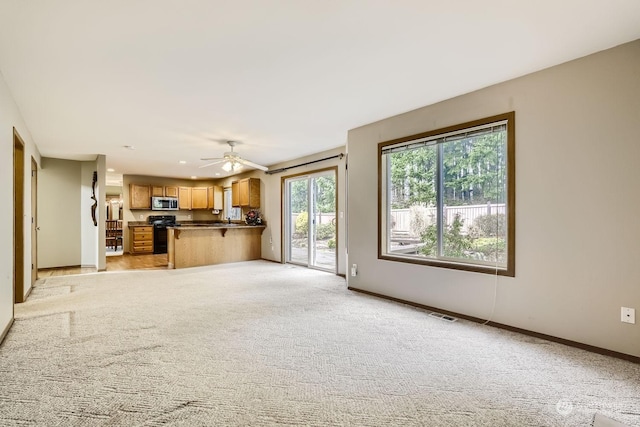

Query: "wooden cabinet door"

xmin=207 ymin=186 xmax=214 ymax=209
xmin=239 ymin=179 xmax=249 ymax=207
xmin=178 ymin=187 xmax=191 ymax=210
xmin=151 ymin=186 xmax=164 ymax=197
xmin=237 ymin=178 xmax=260 ymax=208
xmin=165 ymin=186 xmax=178 ymax=197
xmin=231 ymin=181 xmax=239 ymax=207
xmin=247 ymin=178 xmax=260 ymax=208
xmin=191 ymin=187 xmax=208 ymax=209
xmin=129 ymin=184 xmax=151 ymax=209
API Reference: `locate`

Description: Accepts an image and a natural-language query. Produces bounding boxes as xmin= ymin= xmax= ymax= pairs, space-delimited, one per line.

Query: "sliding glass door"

xmin=284 ymin=169 xmax=337 ymax=272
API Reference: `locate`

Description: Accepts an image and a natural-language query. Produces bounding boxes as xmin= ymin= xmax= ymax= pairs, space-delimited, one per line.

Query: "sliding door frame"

xmin=281 ymin=166 xmax=338 ymax=273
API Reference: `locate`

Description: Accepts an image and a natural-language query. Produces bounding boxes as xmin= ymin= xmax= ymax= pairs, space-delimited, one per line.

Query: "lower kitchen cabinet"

xmin=130 ymin=225 xmax=153 ymax=254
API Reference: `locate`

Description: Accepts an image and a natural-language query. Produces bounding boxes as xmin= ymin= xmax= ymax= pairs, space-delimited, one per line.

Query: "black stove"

xmin=148 ymin=215 xmax=176 ymax=254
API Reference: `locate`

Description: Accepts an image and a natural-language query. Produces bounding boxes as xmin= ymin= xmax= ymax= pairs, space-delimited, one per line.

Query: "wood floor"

xmin=37 ymin=253 xmax=168 ymax=278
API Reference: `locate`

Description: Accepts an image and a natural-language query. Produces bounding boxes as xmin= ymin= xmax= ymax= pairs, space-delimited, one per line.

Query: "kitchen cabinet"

xmin=130 ymin=225 xmax=153 ymax=254
xmin=191 ymin=187 xmax=209 ymax=209
xmin=165 ymin=186 xmax=178 ymax=198
xmin=178 ymin=187 xmax=191 ymax=210
xmin=151 ymin=186 xmax=164 ymax=197
xmin=231 ymin=181 xmax=239 ymax=207
xmin=129 ymin=184 xmax=151 ymax=210
xmin=237 ymin=178 xmax=260 ymax=208
xmin=208 ymin=186 xmax=223 ymax=210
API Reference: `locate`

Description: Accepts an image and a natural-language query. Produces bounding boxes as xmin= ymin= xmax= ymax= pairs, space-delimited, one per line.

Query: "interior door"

xmin=13 ymin=129 xmax=25 ymax=303
xmin=284 ymin=169 xmax=336 ymax=272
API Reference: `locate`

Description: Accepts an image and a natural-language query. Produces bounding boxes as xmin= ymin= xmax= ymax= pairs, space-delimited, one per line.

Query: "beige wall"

xmin=347 ymin=40 xmax=640 ymax=357
xmin=38 ymin=158 xmax=82 ymax=268
xmin=0 ymin=70 xmax=41 ymax=338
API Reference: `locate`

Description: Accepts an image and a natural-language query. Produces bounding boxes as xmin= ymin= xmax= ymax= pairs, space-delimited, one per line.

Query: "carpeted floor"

xmin=0 ymin=261 xmax=638 ymax=426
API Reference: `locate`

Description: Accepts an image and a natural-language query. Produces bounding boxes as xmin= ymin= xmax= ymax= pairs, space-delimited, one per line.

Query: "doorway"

xmin=283 ymin=168 xmax=337 ymax=273
xmin=13 ymin=129 xmax=25 ymax=303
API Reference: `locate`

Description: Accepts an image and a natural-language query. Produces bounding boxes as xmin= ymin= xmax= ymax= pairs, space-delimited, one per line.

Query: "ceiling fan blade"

xmin=199 ymin=159 xmax=226 ymax=168
xmin=237 ymin=158 xmax=268 ymax=171
xmin=200 ymin=157 xmax=224 ymax=161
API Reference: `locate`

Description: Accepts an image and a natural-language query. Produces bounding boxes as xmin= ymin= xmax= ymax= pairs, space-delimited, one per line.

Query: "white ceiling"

xmin=1 ymin=1 xmax=640 ymax=184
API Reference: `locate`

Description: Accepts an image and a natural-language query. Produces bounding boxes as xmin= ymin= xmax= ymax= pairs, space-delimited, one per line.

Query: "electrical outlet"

xmin=621 ymin=307 xmax=636 ymax=324
xmin=351 ymin=263 xmax=357 ymax=277
xmin=139 ymin=214 xmax=143 ymax=220
xmin=187 ymin=214 xmax=192 ymax=219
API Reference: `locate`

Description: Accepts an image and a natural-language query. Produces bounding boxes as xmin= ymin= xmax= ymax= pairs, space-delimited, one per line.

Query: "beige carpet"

xmin=0 ymin=260 xmax=638 ymax=426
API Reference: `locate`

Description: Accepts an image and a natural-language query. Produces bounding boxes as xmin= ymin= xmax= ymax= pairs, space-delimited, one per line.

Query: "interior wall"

xmin=38 ymin=158 xmax=82 ymax=268
xmin=346 ymin=39 xmax=640 ymax=357
xmin=0 ymin=70 xmax=41 ymax=339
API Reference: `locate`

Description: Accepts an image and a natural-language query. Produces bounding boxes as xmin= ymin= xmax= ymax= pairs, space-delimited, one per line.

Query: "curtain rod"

xmin=264 ymin=153 xmax=344 ymax=175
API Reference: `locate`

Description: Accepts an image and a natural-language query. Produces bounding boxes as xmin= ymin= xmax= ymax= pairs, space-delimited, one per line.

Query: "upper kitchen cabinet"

xmin=191 ymin=187 xmax=208 ymax=210
xmin=231 ymin=181 xmax=240 ymax=207
xmin=151 ymin=186 xmax=164 ymax=197
xmin=130 ymin=184 xmax=151 ymax=210
xmin=208 ymin=186 xmax=223 ymax=210
xmin=165 ymin=186 xmax=178 ymax=198
xmin=234 ymin=178 xmax=260 ymax=208
xmin=178 ymin=187 xmax=191 ymax=210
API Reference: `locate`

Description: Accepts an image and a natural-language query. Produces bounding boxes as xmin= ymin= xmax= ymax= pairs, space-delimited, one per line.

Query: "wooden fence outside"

xmin=391 ymin=203 xmax=506 ymax=236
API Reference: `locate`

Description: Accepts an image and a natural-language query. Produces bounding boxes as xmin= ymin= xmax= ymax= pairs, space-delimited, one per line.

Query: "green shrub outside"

xmin=474 ymin=213 xmax=506 ymax=237
xmin=316 ymin=223 xmax=335 ymax=240
xmin=472 ymin=237 xmax=506 ymax=256
xmin=420 ymin=213 xmax=472 ymax=258
xmin=295 ymin=212 xmax=308 ymax=236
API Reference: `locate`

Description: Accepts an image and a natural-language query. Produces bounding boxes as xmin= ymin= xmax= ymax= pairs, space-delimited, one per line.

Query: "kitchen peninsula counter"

xmin=167 ymin=224 xmax=266 ymax=269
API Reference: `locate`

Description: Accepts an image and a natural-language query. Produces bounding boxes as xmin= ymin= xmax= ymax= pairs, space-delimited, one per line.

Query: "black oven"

xmin=148 ymin=215 xmax=176 ymax=254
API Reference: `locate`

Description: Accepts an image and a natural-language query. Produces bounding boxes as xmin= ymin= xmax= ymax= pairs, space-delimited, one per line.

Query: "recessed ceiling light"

xmin=123 ymin=145 xmax=135 ymax=150
xmin=179 ymin=160 xmax=186 ymax=164
xmin=107 ymin=168 xmax=115 ymax=172
xmin=215 ymin=173 xmax=220 ymax=176
xmin=191 ymin=176 xmax=197 ymax=179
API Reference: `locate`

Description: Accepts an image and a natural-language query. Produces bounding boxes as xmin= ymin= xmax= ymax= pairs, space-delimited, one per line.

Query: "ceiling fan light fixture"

xmin=222 ymin=160 xmax=243 ymax=172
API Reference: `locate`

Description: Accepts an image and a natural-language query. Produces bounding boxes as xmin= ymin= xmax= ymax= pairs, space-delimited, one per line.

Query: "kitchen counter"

xmin=167 ymin=224 xmax=266 ymax=269
xmin=170 ymin=223 xmax=261 ymax=230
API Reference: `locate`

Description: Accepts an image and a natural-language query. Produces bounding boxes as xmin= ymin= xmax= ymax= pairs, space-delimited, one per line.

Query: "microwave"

xmin=151 ymin=197 xmax=179 ymax=211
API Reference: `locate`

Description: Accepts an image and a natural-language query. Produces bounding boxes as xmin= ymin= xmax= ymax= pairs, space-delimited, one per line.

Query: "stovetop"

xmin=148 ymin=215 xmax=176 ymax=227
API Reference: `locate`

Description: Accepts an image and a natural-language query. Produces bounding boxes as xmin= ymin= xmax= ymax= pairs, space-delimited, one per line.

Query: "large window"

xmin=379 ymin=112 xmax=515 ymax=276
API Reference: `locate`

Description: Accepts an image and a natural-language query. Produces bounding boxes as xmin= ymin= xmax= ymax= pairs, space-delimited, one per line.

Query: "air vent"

xmin=429 ymin=312 xmax=458 ymax=322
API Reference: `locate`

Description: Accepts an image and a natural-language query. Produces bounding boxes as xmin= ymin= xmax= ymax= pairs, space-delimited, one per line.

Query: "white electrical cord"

xmin=482 ymin=180 xmax=502 ymax=326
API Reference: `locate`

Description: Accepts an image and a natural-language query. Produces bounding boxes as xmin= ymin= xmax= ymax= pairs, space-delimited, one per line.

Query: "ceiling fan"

xmin=199 ymin=141 xmax=268 ymax=172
